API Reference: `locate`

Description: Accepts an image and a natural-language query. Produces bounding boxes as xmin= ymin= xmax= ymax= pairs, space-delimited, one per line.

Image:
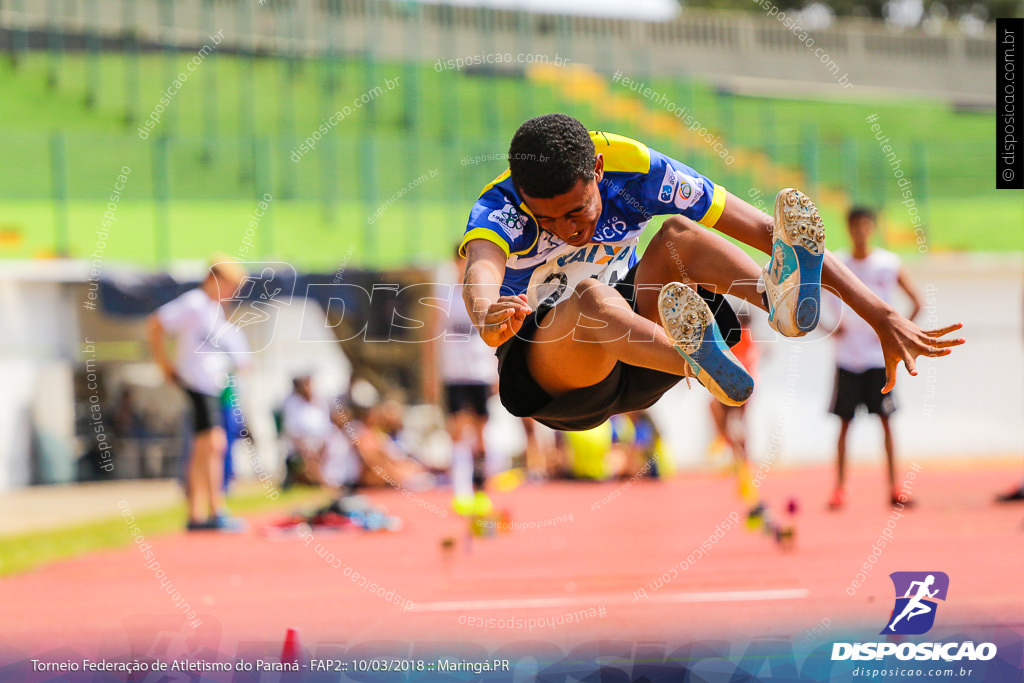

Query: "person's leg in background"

xmin=730 ymin=405 xmax=749 ymax=464
xmin=449 ymin=409 xmax=476 ymax=510
xmin=201 ymin=426 xmax=228 ymax=516
xmin=871 ymin=369 xmax=906 ymax=507
xmin=709 ymin=399 xmax=731 ymax=462
xmin=880 ymin=415 xmax=909 ymax=507
xmin=521 ymin=417 xmax=545 ymax=480
xmin=831 ymin=418 xmax=852 ymax=510
xmin=187 ymin=427 xmax=221 ymax=526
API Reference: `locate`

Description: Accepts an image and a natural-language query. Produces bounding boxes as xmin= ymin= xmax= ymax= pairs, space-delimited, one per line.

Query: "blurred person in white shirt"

xmin=147 ymin=257 xmax=251 ymax=531
xmin=425 ymin=245 xmax=500 ymax=515
xmin=281 ymin=374 xmax=359 ymax=492
xmin=827 ymin=208 xmax=923 ymax=510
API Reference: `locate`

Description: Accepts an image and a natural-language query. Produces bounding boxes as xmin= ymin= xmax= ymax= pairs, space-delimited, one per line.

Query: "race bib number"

xmin=525 ymin=239 xmax=637 ymax=310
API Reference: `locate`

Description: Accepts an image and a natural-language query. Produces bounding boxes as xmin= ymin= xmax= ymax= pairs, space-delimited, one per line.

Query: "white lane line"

xmin=408 ymin=588 xmax=808 ymax=612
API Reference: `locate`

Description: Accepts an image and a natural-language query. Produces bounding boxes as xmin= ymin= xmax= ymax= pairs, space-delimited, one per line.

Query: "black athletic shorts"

xmin=829 ymin=367 xmax=895 ymax=420
xmin=495 ymin=264 xmax=741 ymax=432
xmin=183 ymin=386 xmax=224 ymax=433
xmin=444 ymin=382 xmax=491 ymax=417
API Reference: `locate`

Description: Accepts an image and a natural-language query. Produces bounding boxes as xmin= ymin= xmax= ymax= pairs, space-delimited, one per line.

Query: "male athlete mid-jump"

xmin=459 ymin=113 xmax=964 ymax=431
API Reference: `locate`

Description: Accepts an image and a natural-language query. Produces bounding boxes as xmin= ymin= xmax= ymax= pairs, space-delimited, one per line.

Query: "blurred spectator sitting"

xmin=282 ymin=374 xmax=336 ymax=490
xmin=350 ymin=400 xmax=433 ymax=491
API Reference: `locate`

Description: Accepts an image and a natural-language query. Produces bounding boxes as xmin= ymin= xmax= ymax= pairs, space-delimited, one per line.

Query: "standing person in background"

xmin=828 ymin=208 xmax=923 ymax=510
xmin=147 ymin=257 xmax=251 ymax=532
xmin=708 ymin=309 xmax=761 ymax=513
xmin=425 ymin=244 xmax=500 ymax=516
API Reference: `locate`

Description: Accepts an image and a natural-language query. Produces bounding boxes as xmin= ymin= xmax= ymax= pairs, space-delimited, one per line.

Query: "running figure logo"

xmin=882 ymin=571 xmax=949 ymax=635
xmin=202 ymin=261 xmax=296 ymax=354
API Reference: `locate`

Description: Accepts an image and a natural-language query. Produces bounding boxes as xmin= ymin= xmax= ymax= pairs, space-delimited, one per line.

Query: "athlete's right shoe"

xmin=658 ymin=282 xmax=754 ymax=407
xmin=761 ymin=188 xmax=825 ymax=337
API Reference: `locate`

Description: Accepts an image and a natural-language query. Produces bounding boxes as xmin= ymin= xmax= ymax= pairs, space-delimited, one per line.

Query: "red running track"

xmin=2 ymin=461 xmax=1022 ymax=658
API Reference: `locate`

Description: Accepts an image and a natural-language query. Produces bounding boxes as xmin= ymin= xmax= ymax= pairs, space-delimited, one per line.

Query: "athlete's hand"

xmin=872 ymin=310 xmax=964 ymax=393
xmin=479 ymin=294 xmax=532 ymax=347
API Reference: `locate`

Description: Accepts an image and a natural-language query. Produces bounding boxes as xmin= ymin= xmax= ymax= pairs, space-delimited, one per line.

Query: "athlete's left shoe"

xmin=658 ymin=282 xmax=754 ymax=407
xmin=761 ymin=188 xmax=825 ymax=337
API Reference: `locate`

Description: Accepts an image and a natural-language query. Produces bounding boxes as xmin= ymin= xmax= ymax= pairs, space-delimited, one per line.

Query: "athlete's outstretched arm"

xmin=710 ymin=190 xmax=964 ymax=392
xmin=462 ymin=239 xmax=532 ymax=347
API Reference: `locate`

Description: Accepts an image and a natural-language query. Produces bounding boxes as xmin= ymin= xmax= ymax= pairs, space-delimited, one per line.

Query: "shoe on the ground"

xmin=186 ymin=518 xmax=216 ymax=532
xmin=995 ymin=485 xmax=1024 ymax=503
xmin=658 ymin=282 xmax=754 ymax=407
xmin=207 ymin=513 xmax=248 ymax=533
xmin=762 ymin=188 xmax=825 ymax=337
xmin=827 ymin=487 xmax=845 ymax=511
xmin=891 ymin=491 xmax=915 ymax=508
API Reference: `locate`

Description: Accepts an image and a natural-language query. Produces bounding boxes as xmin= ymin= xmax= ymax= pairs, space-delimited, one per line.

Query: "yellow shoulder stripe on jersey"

xmin=478 ymin=170 xmax=511 ymax=198
xmin=589 ymin=131 xmax=651 ymax=174
xmin=513 ymin=202 xmax=540 ymax=256
xmin=459 ymin=228 xmax=511 ymax=259
xmin=697 ymin=184 xmax=727 ymax=228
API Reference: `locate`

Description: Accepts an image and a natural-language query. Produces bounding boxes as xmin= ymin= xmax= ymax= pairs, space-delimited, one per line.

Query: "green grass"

xmin=0 ymin=483 xmax=327 ymax=577
xmin=0 ymin=51 xmax=1019 ymax=267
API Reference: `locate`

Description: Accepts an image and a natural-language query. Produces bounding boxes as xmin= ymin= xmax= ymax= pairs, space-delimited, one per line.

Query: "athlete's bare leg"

xmin=526 ymin=216 xmax=766 ymax=396
xmin=632 ymin=215 xmax=766 ymax=319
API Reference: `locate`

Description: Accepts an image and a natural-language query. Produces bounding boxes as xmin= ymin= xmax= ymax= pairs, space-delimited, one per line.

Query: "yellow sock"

xmin=736 ymin=462 xmax=759 ymax=506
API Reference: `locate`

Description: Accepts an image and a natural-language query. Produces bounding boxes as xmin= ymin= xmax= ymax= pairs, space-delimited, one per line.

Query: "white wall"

xmin=0 ymin=265 xmax=83 ymax=491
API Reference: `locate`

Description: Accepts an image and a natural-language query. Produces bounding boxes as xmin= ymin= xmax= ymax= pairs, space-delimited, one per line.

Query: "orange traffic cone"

xmin=281 ymin=627 xmax=301 ymax=664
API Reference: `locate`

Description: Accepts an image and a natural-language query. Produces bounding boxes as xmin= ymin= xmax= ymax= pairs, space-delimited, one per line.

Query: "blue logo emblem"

xmin=882 ymin=572 xmax=949 ymax=635
xmin=659 ymin=183 xmax=674 ymax=203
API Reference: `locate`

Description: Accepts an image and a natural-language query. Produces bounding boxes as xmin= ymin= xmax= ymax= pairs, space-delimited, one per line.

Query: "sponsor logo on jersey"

xmin=555 ymin=243 xmax=631 ymax=268
xmin=658 ymin=165 xmax=678 ymax=203
xmin=488 ymin=203 xmax=528 ymax=240
xmin=672 ymin=170 xmax=704 ymax=210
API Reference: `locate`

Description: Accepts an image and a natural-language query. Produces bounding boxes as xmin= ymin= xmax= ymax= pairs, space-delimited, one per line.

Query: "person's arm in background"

xmin=462 ymin=239 xmax=531 ymax=347
xmin=146 ymin=315 xmax=177 ymax=383
xmin=711 ymin=191 xmax=963 ymax=392
xmin=897 ymin=263 xmax=924 ymax=323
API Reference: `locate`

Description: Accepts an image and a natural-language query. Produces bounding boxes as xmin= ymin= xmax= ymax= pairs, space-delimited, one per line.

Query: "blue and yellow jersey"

xmin=459 ymin=131 xmax=727 ymax=309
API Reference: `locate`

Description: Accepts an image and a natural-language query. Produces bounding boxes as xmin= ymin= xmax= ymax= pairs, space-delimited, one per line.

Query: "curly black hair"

xmin=508 ymin=113 xmax=595 ymax=199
